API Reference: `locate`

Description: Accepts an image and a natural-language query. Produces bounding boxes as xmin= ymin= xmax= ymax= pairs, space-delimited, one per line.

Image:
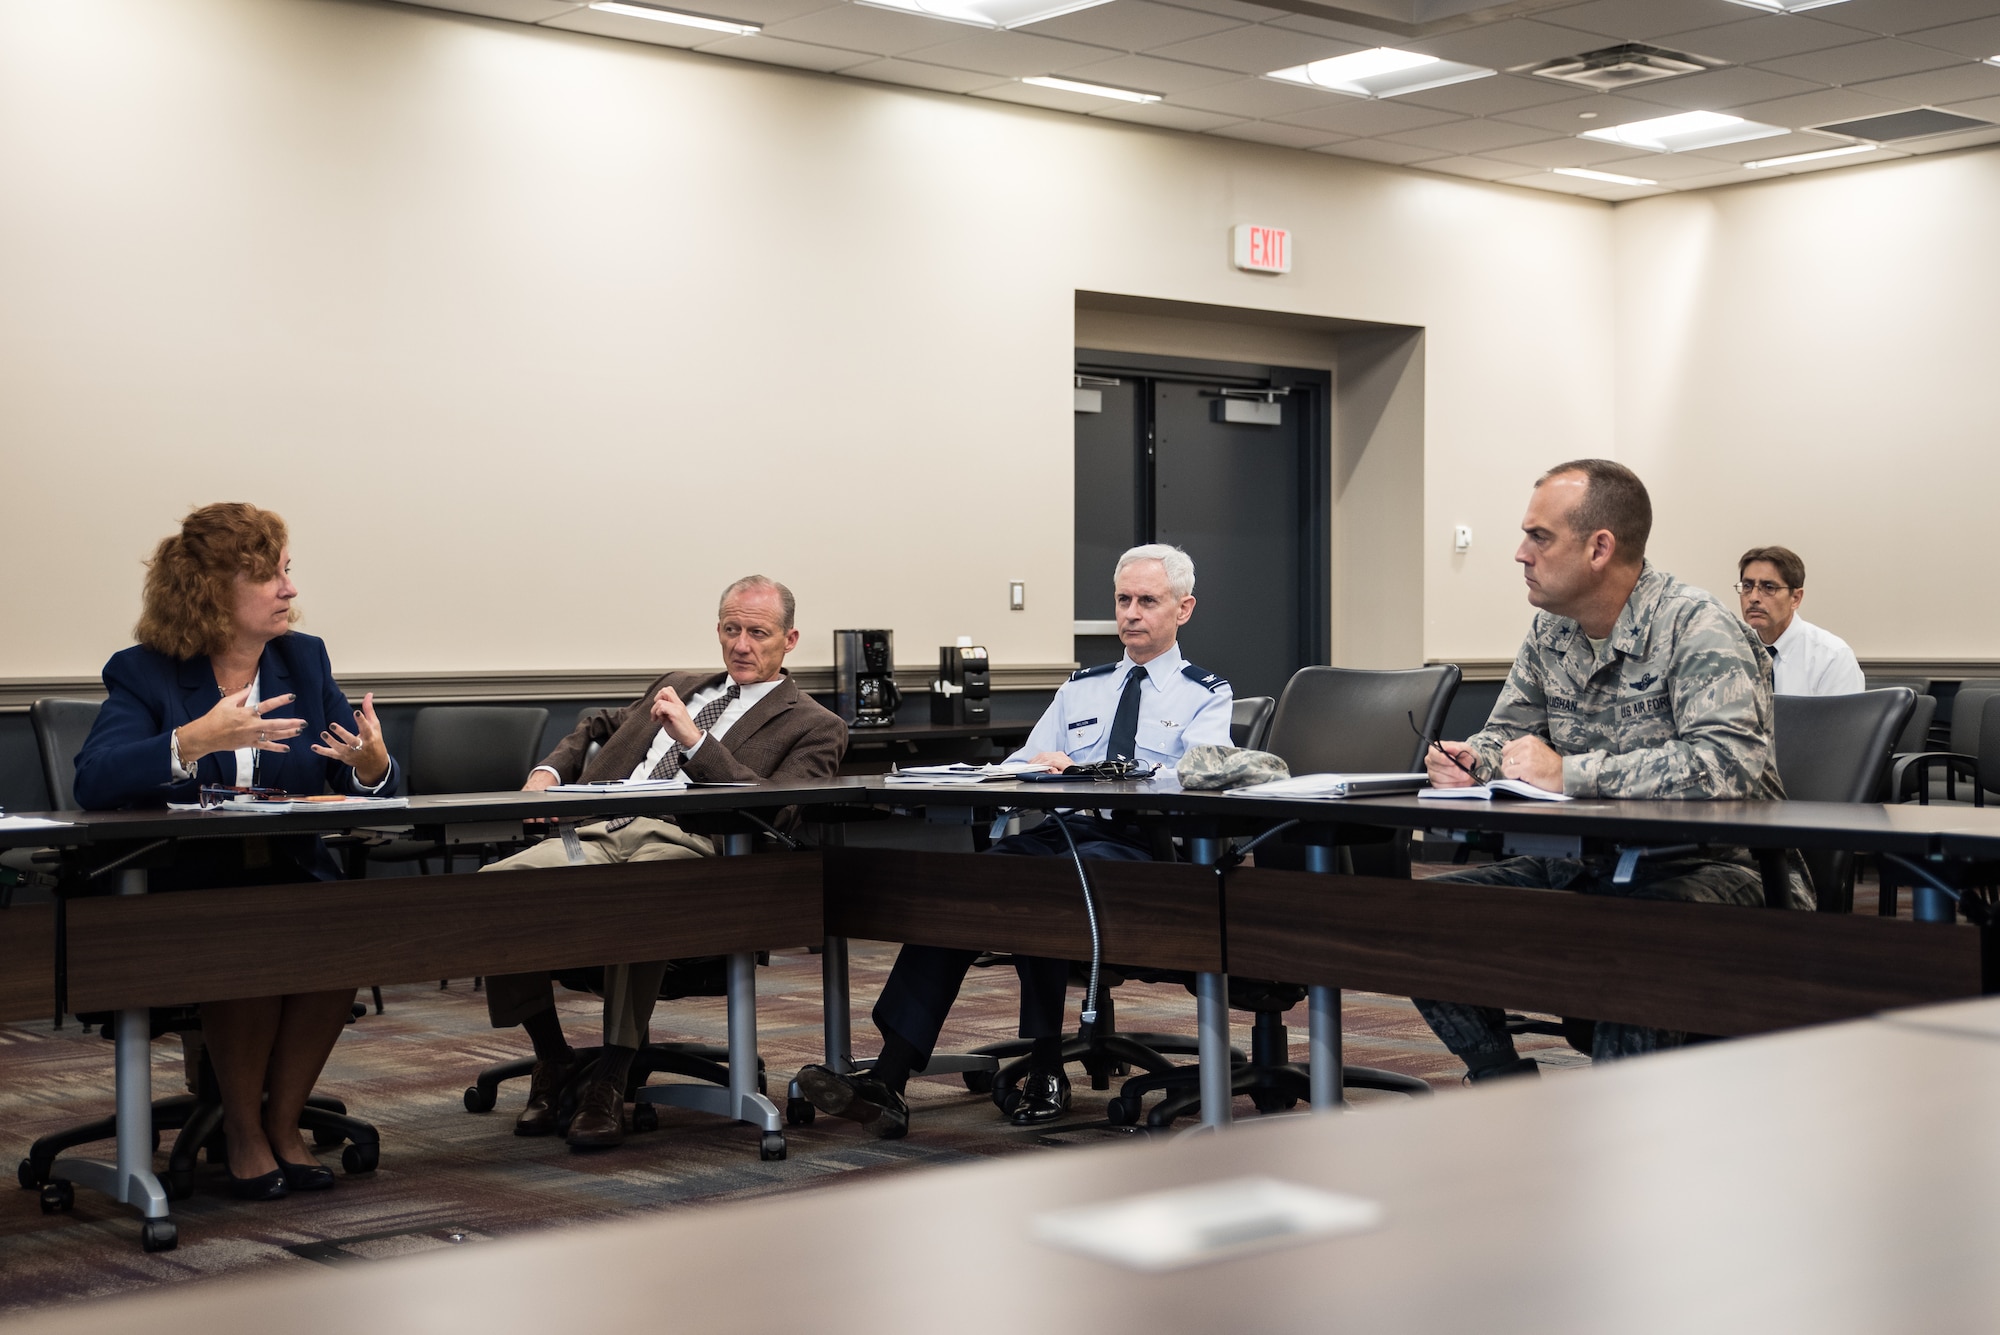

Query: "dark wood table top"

xmin=841 ymin=720 xmax=1034 ymax=744
xmin=12 ymin=1011 xmax=2000 ymax=1335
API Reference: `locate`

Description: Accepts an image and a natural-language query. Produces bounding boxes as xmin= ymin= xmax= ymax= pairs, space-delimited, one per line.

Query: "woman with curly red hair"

xmin=73 ymin=503 xmax=401 ymax=1201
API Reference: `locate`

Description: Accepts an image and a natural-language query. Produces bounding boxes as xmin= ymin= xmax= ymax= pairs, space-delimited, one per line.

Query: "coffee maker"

xmin=833 ymin=629 xmax=900 ymax=728
xmin=931 ymin=639 xmax=991 ymax=726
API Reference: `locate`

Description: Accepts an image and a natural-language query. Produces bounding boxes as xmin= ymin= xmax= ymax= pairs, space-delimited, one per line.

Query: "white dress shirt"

xmin=1009 ymin=642 xmax=1233 ymax=769
xmin=1768 ymin=615 xmax=1866 ymax=697
xmin=530 ymin=675 xmax=782 ymax=785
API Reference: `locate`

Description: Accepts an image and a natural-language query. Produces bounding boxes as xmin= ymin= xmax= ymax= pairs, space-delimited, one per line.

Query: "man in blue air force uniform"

xmin=798 ymin=544 xmax=1232 ymax=1137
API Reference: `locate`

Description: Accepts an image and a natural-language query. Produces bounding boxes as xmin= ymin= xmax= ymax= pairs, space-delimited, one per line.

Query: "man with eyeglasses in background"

xmin=1736 ymin=546 xmax=1864 ymax=697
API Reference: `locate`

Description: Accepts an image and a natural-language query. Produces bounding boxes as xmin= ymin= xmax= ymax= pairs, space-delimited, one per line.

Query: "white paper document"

xmin=1224 ymin=772 xmax=1427 ymax=800
xmin=0 ymin=816 xmax=76 ymax=832
xmin=883 ymin=762 xmax=1052 ymax=787
xmin=1032 ymin=1176 xmax=1384 ymax=1271
xmin=168 ymin=796 xmax=413 ymax=813
xmin=547 ymin=778 xmax=689 ymax=794
xmin=1418 ymin=779 xmax=1572 ymax=803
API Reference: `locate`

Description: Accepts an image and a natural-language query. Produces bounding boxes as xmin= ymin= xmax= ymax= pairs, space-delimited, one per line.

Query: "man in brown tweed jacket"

xmin=481 ymin=574 xmax=846 ymax=1149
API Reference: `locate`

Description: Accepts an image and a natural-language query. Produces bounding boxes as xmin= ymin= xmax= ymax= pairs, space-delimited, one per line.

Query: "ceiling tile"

xmin=1085 ymin=101 xmax=1245 ymax=130
xmin=1397 ymin=73 xmax=1592 ymax=118
xmin=1744 ymin=144 xmax=1905 ymax=175
xmin=1653 ymin=16 xmax=1872 ymax=64
xmin=972 ymin=79 xmax=1110 ymax=112
xmin=1143 ymin=24 xmax=1361 ymax=74
xmin=666 ymin=0 xmax=841 ymax=19
xmin=1479 ymin=134 xmax=1658 ymax=168
xmin=1536 ymin=0 xmax=1753 ymax=42
xmin=1417 ymin=155 xmax=1527 ymax=180
xmin=1500 ymin=169 xmax=1620 ymax=195
xmin=1150 ymin=0 xmax=1290 ymax=20
xmin=1897 ymin=123 xmax=2000 ymax=152
xmin=1619 ymin=66 xmax=1823 ymax=113
xmin=1381 ymin=117 xmax=1557 ymax=153
xmin=1588 ymin=148 xmax=1749 ymax=178
xmin=1761 ymin=38 xmax=1966 ymax=85
xmin=1270 ymin=96 xmax=1460 ymax=135
xmin=1940 ymin=92 xmax=2000 ymax=121
xmin=1638 ymin=166 xmax=1753 ymax=191
xmin=1809 ymin=0 xmax=2000 ymax=39
xmin=1018 ymin=1 xmax=1242 ymax=49
xmin=1314 ymin=137 xmax=1450 ymax=165
xmin=1206 ymin=120 xmax=1348 ymax=148
xmin=841 ymin=56 xmax=1009 ymax=91
xmin=542 ymin=7 xmax=712 ymax=47
xmin=1400 ymin=19 xmax=1609 ymax=69
xmin=1729 ymin=85 xmax=1910 ymax=128
xmin=422 ymin=0 xmax=582 ymax=20
xmin=696 ymin=33 xmax=877 ymax=68
xmin=763 ymin=6 xmax=967 ymax=56
xmin=1851 ymin=61 xmax=2000 ymax=105
xmin=902 ymin=30 xmax=1122 ymax=76
xmin=1167 ymin=76 xmax=1343 ymax=117
xmin=1677 ymin=128 xmax=1854 ymax=162
xmin=1902 ymin=15 xmax=2000 ymax=60
xmin=1493 ymin=91 xmax=1702 ymax=133
xmin=1261 ymin=13 xmax=1405 ymax=43
xmin=1060 ymin=52 xmax=1245 ymax=93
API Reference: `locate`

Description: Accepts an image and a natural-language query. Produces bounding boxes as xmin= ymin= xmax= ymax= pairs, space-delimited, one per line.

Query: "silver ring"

xmin=258 ymin=732 xmax=265 ymax=743
xmin=352 ymin=741 xmax=364 ymax=752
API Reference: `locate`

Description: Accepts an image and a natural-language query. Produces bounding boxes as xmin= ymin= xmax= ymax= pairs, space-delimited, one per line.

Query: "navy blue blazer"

xmin=73 ymin=632 xmax=402 ymax=884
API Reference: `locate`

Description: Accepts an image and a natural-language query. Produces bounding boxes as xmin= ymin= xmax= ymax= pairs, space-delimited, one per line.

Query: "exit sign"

xmin=1232 ymin=224 xmax=1291 ymax=274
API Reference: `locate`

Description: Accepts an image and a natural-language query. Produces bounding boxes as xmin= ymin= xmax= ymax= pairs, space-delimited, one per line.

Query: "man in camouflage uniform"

xmin=1421 ymin=458 xmax=1806 ymax=1079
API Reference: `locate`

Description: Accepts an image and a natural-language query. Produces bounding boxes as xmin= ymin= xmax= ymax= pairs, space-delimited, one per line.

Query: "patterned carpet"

xmin=0 ymin=938 xmax=1542 ymax=1318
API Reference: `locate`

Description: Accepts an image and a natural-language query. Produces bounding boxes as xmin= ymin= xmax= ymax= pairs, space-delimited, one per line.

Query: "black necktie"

xmin=1106 ymin=667 xmax=1146 ymax=762
xmin=1767 ymin=644 xmax=1779 ymax=662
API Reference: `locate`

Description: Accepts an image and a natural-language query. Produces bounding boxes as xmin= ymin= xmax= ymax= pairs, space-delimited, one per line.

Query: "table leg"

xmin=822 ymin=934 xmax=852 ymax=1072
xmin=1186 ymin=835 xmax=1231 ymax=1130
xmin=1301 ymin=842 xmax=1346 ymax=1112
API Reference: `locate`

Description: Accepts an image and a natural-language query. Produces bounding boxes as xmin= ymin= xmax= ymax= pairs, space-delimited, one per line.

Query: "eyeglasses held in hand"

xmin=1407 ymin=711 xmax=1475 ymax=776
xmin=1734 ymin=580 xmax=1792 ymax=598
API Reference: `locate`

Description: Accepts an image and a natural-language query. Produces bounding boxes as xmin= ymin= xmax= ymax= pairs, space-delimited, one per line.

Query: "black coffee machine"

xmin=833 ymin=629 xmax=900 ymax=728
xmin=931 ymin=640 xmax=990 ymax=726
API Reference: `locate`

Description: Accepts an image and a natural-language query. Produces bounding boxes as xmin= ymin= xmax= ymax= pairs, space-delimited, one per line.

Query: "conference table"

xmin=11 ymin=994 xmax=2000 ymax=1334
xmin=7 ymin=774 xmax=2000 ymax=1253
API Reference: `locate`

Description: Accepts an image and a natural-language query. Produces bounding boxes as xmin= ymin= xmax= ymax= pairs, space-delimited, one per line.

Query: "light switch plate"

xmin=1009 ymin=581 xmax=1025 ymax=611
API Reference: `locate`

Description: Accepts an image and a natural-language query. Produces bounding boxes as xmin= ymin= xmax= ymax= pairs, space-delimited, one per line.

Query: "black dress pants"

xmin=869 ymin=815 xmax=1153 ymax=1066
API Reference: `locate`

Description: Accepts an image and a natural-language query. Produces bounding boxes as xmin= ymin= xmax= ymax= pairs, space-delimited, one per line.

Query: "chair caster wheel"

xmin=313 ymin=1128 xmax=344 ymax=1148
xmin=785 ymin=1097 xmax=815 ymax=1127
xmin=1105 ymin=1097 xmax=1139 ymax=1126
xmin=993 ymin=1086 xmax=1023 ymax=1117
xmin=630 ymin=1104 xmax=659 ymax=1134
xmin=961 ymin=1070 xmax=995 ymax=1094
xmin=166 ymin=1172 xmax=194 ymax=1202
xmin=1251 ymin=1092 xmax=1292 ymax=1114
xmin=19 ymin=1158 xmax=42 ymax=1190
xmin=759 ymin=1132 xmax=786 ymax=1162
xmin=341 ymin=1142 xmax=379 ymax=1175
xmin=141 ymin=1220 xmax=178 ymax=1253
xmin=464 ymin=1084 xmax=496 ymax=1113
xmin=40 ymin=1180 xmax=74 ymax=1214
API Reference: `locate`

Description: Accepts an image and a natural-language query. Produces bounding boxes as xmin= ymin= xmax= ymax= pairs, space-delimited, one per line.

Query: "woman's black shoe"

xmin=277 ymin=1158 xmax=336 ymax=1192
xmin=227 ymin=1167 xmax=289 ymax=1201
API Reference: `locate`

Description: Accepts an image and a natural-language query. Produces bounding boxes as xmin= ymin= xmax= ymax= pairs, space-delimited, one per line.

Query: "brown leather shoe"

xmin=565 ymin=1077 xmax=626 ymax=1149
xmin=513 ymin=1055 xmax=575 ymax=1138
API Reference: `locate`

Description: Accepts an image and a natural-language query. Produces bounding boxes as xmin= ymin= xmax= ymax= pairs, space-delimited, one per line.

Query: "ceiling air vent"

xmin=1812 ymin=109 xmax=1993 ymax=142
xmin=1527 ymin=44 xmax=1717 ymax=91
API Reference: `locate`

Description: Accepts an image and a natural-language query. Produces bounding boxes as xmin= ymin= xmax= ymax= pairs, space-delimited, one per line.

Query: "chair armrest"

xmin=1892 ymin=752 xmax=1982 ymax=805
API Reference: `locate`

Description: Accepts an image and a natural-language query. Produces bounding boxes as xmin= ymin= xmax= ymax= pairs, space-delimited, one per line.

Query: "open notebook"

xmin=1418 ymin=779 xmax=1571 ymax=803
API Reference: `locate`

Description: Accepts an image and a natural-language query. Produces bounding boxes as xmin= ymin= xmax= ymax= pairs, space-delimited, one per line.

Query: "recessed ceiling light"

xmin=1746 ymin=143 xmax=1879 ymax=169
xmin=1266 ymin=48 xmax=1493 ymax=100
xmin=586 ymin=1 xmax=760 ymax=33
xmin=1580 ymin=110 xmax=1786 ymax=153
xmin=1554 ymin=167 xmax=1657 ymax=185
xmin=855 ymin=0 xmax=1112 ymax=29
xmin=1722 ymin=0 xmax=1852 ymax=11
xmin=1020 ymin=75 xmax=1161 ymax=104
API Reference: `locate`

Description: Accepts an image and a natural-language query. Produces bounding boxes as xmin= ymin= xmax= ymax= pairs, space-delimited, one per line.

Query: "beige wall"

xmin=1615 ymin=148 xmax=2000 ymax=665
xmin=0 ymin=0 xmax=1616 ymax=685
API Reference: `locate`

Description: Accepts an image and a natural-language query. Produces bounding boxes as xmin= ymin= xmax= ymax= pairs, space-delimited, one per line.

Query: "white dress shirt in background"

xmin=1769 ymin=616 xmax=1866 ymax=696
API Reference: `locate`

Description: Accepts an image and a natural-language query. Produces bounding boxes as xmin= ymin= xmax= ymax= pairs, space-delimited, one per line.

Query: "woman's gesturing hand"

xmin=313 ymin=692 xmax=391 ymax=787
xmin=179 ymin=688 xmax=303 ymax=761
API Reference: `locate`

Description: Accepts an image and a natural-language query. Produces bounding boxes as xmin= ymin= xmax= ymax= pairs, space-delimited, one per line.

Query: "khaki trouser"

xmin=481 ymin=817 xmax=713 ymax=1050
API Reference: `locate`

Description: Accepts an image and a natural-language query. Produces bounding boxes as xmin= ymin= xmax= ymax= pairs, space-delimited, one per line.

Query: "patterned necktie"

xmin=648 ymin=683 xmax=741 ymax=780
xmin=1105 ymin=667 xmax=1146 ymax=762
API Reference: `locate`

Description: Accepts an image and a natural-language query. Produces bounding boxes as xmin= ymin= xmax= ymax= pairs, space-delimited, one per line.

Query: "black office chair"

xmin=1897 ymin=682 xmax=2000 ymax=806
xmin=1771 ymin=689 xmax=1915 ymax=914
xmin=18 ymin=699 xmax=380 ymax=1201
xmin=364 ymin=705 xmax=550 ymax=872
xmin=1110 ymin=665 xmax=1461 ymax=1128
xmin=1892 ymin=695 xmax=1937 ymax=770
xmin=3 ymin=700 xmax=102 ymax=889
xmin=1231 ymin=696 xmax=1276 ymax=752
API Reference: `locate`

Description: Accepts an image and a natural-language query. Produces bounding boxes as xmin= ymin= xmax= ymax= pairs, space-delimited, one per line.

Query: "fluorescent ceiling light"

xmin=1020 ymin=76 xmax=1161 ymax=104
xmin=1722 ymin=0 xmax=1852 ymax=11
xmin=1266 ymin=47 xmax=1493 ymax=99
xmin=1746 ymin=143 xmax=1878 ymax=168
xmin=854 ymin=0 xmax=1113 ymax=29
xmin=1580 ymin=110 xmax=1786 ymax=153
xmin=587 ymin=2 xmax=759 ymax=33
xmin=1554 ymin=167 xmax=1657 ymax=185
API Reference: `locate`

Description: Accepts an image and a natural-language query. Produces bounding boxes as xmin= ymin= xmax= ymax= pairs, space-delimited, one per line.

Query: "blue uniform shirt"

xmin=1009 ymin=643 xmax=1233 ymax=769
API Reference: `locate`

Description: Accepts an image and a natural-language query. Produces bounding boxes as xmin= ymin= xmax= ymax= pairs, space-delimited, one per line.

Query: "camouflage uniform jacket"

xmin=1466 ymin=561 xmax=1784 ymax=800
